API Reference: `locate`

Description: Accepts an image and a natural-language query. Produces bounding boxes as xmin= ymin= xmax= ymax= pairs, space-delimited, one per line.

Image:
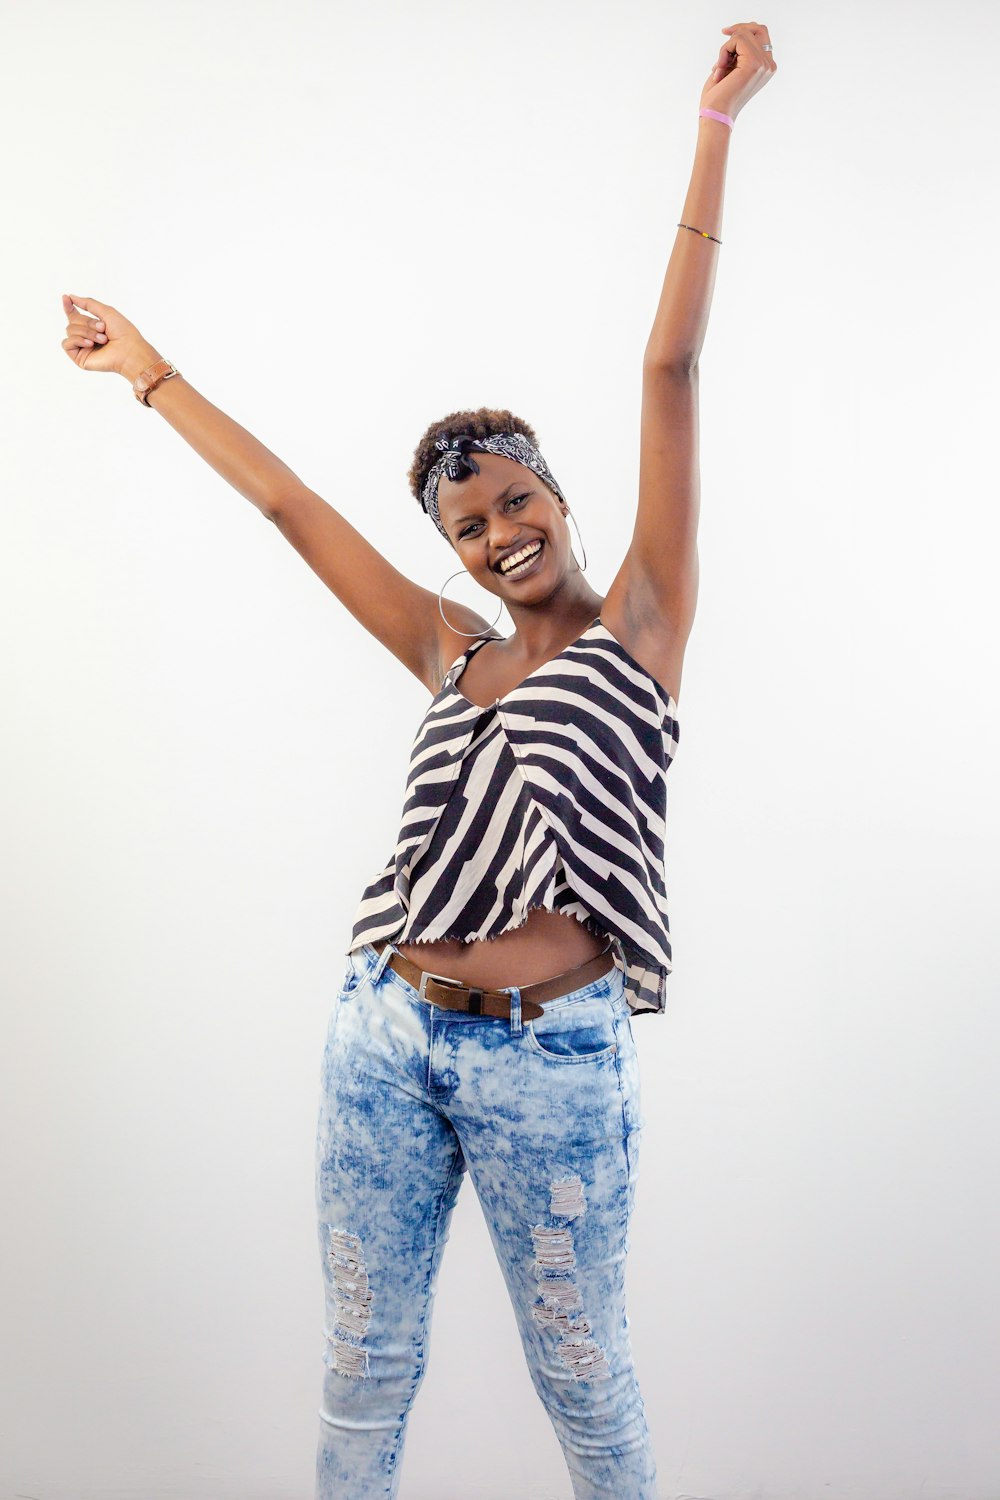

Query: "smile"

xmin=497 ymin=539 xmax=544 ymax=578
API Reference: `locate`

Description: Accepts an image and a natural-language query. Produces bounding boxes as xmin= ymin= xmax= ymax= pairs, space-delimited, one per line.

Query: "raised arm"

xmin=60 ymin=295 xmax=495 ymax=695
xmin=602 ymin=22 xmax=776 ymax=699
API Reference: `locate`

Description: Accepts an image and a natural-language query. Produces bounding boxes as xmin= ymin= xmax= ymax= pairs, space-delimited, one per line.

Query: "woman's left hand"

xmin=701 ymin=20 xmax=777 ymax=121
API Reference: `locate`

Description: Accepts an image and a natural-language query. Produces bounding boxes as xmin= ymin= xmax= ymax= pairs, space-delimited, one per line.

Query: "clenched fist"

xmin=701 ymin=21 xmax=777 ymax=121
xmin=61 ymin=294 xmax=160 ymax=382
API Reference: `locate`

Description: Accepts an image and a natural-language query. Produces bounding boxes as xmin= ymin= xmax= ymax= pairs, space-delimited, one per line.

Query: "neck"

xmin=502 ymin=574 xmax=605 ymax=659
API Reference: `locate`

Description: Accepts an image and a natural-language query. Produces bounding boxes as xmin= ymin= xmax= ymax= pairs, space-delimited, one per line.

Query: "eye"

xmin=457 ymin=495 xmax=529 ymax=541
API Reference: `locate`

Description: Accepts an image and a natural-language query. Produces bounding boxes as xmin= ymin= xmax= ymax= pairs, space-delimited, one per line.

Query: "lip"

xmin=495 ymin=538 xmax=545 ymax=579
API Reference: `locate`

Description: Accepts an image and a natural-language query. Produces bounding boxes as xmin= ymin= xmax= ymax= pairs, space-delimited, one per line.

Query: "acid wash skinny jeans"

xmin=313 ymin=939 xmax=657 ymax=1499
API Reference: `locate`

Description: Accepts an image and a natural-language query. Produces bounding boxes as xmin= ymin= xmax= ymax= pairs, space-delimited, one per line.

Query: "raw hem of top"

xmin=392 ymin=901 xmax=611 ymax=951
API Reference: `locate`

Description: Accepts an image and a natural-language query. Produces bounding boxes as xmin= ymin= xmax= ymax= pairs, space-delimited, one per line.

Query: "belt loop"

xmin=370 ymin=942 xmax=395 ymax=983
xmin=509 ymin=984 xmax=522 ymax=1037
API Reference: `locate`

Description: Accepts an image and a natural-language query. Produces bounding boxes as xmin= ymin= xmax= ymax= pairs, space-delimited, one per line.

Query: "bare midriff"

xmin=394 ymin=906 xmax=609 ymax=990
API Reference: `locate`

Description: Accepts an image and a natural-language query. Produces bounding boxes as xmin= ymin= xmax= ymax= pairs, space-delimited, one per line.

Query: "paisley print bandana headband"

xmin=421 ymin=431 xmax=568 ymax=539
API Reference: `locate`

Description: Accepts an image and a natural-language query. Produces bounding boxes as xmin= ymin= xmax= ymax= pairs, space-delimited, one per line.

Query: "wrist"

xmin=118 ymin=341 xmax=164 ymax=384
xmin=698 ymin=106 xmax=736 ymax=131
xmin=696 ymin=116 xmax=733 ymax=156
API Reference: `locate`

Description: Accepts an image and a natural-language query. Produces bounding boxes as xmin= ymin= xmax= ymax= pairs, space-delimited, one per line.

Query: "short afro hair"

xmin=407 ymin=406 xmax=540 ymax=521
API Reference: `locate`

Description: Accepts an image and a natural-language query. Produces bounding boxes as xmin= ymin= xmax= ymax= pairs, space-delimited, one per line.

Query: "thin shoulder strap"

xmin=441 ymin=632 xmax=500 ymax=689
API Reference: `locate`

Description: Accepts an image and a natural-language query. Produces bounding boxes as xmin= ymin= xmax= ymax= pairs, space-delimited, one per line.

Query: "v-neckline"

xmin=444 ymin=615 xmax=677 ymax=715
xmin=448 ymin=617 xmax=603 ymax=711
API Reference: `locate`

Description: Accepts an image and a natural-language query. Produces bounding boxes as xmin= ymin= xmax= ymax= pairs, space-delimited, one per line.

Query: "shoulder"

xmin=426 ymin=618 xmax=503 ymax=695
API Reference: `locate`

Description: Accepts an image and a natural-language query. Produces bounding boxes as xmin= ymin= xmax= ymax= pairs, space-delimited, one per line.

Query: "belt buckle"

xmin=417 ymin=968 xmax=464 ymax=1002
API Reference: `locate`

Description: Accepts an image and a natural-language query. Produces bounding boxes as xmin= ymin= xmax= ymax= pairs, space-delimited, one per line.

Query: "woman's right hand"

xmin=60 ymin=293 xmax=155 ymax=379
xmin=701 ymin=21 xmax=776 ymax=121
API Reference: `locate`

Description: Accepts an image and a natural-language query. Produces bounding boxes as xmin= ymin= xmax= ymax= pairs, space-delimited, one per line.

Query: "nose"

xmin=488 ymin=519 xmax=522 ymax=557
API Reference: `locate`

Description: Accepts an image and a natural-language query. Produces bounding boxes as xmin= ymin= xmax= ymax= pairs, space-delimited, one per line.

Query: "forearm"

xmin=120 ymin=343 xmax=303 ymax=521
xmin=644 ymin=116 xmax=731 ymax=370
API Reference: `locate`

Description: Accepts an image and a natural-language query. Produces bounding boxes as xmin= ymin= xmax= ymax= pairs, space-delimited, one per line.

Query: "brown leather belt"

xmin=376 ymin=943 xmax=617 ymax=1022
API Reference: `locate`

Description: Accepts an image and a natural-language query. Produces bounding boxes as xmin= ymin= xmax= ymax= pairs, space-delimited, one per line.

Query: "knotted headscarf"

xmin=420 ymin=431 xmax=567 ymax=540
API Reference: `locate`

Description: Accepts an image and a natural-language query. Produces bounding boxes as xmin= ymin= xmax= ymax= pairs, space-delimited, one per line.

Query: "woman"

xmin=61 ymin=23 xmax=775 ymax=1498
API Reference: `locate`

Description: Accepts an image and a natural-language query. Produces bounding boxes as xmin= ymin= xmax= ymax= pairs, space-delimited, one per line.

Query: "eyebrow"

xmin=451 ymin=482 xmax=521 ymax=528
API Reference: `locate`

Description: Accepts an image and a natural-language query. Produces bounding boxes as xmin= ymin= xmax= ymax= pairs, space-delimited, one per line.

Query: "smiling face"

xmin=436 ymin=452 xmax=575 ymax=604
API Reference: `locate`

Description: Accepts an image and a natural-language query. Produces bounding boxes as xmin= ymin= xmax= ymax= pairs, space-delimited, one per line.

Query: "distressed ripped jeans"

xmin=314 ymin=940 xmax=656 ymax=1499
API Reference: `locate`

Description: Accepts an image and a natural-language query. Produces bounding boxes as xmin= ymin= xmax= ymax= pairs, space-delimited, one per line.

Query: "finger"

xmin=68 ymin=314 xmax=106 ymax=335
xmin=717 ymin=25 xmax=769 ymax=62
xmin=68 ymin=318 xmax=107 ymax=343
xmin=722 ymin=23 xmax=770 ymax=40
xmin=65 ymin=293 xmax=112 ymax=319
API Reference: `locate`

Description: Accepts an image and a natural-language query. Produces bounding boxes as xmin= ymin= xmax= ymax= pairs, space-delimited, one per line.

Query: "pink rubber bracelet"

xmin=700 ymin=107 xmax=734 ymax=129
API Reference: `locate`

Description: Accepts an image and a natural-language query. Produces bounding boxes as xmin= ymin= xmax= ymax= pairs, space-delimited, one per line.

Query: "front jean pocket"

xmin=524 ymin=990 xmax=620 ymax=1064
xmin=335 ymin=947 xmax=372 ymax=1004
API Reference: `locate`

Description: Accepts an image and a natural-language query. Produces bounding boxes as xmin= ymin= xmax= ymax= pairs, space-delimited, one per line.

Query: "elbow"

xmin=643 ymin=350 xmax=699 ymax=378
xmin=265 ymin=483 xmax=309 ymax=527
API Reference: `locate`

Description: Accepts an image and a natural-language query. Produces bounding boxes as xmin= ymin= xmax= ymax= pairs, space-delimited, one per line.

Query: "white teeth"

xmin=499 ymin=540 xmax=543 ymax=575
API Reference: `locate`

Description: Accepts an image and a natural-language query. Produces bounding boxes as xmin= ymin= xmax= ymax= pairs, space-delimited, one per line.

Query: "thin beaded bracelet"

xmin=677 ymin=222 xmax=723 ymax=245
xmin=676 ymin=107 xmax=732 ymax=245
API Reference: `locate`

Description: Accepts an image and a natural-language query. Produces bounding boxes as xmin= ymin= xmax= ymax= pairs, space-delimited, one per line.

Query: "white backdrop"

xmin=3 ymin=2 xmax=998 ymax=1497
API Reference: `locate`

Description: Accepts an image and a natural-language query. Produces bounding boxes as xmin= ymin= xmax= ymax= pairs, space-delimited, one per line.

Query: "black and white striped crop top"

xmin=349 ymin=617 xmax=680 ymax=1015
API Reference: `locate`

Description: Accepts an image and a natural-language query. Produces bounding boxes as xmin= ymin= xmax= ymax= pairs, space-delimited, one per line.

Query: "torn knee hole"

xmin=534 ymin=1278 xmax=584 ymax=1315
xmin=325 ymin=1332 xmax=369 ymax=1379
xmin=549 ymin=1174 xmax=586 ymax=1218
xmin=532 ymin=1226 xmax=576 ymax=1274
xmin=325 ymin=1227 xmax=373 ymax=1377
xmin=555 ymin=1334 xmax=610 ymax=1381
xmin=529 ymin=1178 xmax=610 ymax=1382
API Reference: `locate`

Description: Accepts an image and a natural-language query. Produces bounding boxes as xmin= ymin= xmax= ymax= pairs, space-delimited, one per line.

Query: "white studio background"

xmin=2 ymin=1 xmax=998 ymax=1498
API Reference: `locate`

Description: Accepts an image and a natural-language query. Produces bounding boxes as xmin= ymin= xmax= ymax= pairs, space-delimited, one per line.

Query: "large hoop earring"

xmin=438 ymin=569 xmax=505 ymax=636
xmin=567 ymin=510 xmax=588 ymax=572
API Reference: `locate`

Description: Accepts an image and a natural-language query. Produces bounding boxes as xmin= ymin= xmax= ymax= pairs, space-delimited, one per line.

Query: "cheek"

xmin=457 ymin=543 xmax=491 ymax=576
